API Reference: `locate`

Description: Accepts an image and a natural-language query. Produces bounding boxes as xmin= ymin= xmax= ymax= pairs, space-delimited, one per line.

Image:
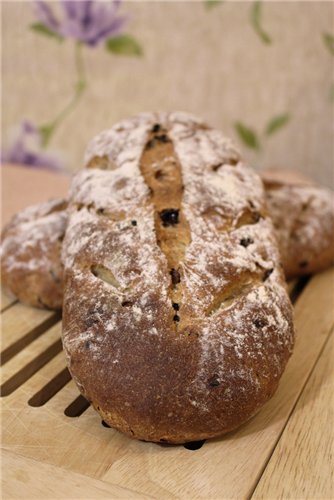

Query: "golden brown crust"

xmin=261 ymin=168 xmax=334 ymax=278
xmin=0 ymin=199 xmax=67 ymax=309
xmin=62 ymin=112 xmax=294 ymax=443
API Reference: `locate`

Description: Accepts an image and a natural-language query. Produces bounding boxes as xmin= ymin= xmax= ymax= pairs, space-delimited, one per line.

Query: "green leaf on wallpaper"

xmin=250 ymin=1 xmax=272 ymax=45
xmin=30 ymin=22 xmax=63 ymax=42
xmin=323 ymin=33 xmax=334 ymax=56
xmin=234 ymin=122 xmax=260 ymax=150
xmin=105 ymin=35 xmax=143 ymax=57
xmin=330 ymin=83 xmax=334 ymax=102
xmin=205 ymin=0 xmax=224 ymax=10
xmin=265 ymin=113 xmax=290 ymax=136
xmin=39 ymin=124 xmax=54 ymax=148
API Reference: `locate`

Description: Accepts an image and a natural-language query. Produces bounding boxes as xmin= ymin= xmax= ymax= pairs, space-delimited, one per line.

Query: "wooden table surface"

xmin=1 ymin=165 xmax=333 ymax=499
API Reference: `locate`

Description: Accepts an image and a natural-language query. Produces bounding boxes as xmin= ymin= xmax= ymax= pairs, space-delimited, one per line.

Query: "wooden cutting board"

xmin=1 ymin=165 xmax=333 ymax=499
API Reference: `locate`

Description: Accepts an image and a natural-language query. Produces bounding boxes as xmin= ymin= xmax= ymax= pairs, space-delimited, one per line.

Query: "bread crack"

xmin=91 ymin=264 xmax=121 ymax=289
xmin=139 ymin=125 xmax=191 ymax=329
xmin=206 ymin=273 xmax=262 ymax=316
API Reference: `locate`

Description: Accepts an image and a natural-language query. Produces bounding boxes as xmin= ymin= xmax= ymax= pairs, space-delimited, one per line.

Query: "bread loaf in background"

xmin=61 ymin=112 xmax=294 ymax=443
xmin=261 ymin=168 xmax=334 ymax=278
xmin=0 ymin=198 xmax=66 ymax=309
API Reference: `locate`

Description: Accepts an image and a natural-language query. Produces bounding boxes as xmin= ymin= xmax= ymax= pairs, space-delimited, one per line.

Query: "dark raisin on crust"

xmin=254 ymin=318 xmax=267 ymax=328
xmin=173 ymin=314 xmax=180 ymax=322
xmin=208 ymin=375 xmax=220 ymax=387
xmin=299 ymin=261 xmax=308 ymax=268
xmin=263 ymin=268 xmax=274 ymax=281
xmin=159 ymin=209 xmax=180 ymax=227
xmin=240 ymin=237 xmax=254 ymax=247
xmin=131 ymin=220 xmax=137 ymax=226
xmin=151 ymin=123 xmax=161 ymax=133
xmin=172 ymin=302 xmax=180 ymax=310
xmin=155 ymin=134 xmax=171 ymax=144
xmin=253 ymin=212 xmax=262 ymax=223
xmin=145 ymin=139 xmax=155 ymax=149
xmin=154 ymin=169 xmax=164 ymax=180
xmin=121 ymin=300 xmax=133 ymax=307
xmin=170 ymin=268 xmax=181 ymax=285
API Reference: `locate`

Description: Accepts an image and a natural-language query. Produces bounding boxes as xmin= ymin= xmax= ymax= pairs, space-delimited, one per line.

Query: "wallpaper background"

xmin=2 ymin=1 xmax=334 ymax=186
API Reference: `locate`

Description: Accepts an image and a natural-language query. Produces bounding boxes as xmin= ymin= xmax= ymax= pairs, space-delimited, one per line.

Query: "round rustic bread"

xmin=261 ymin=168 xmax=334 ymax=278
xmin=1 ymin=198 xmax=66 ymax=309
xmin=61 ymin=112 xmax=294 ymax=443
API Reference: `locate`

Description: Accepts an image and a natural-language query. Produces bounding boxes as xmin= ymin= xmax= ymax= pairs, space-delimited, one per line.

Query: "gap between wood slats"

xmin=28 ymin=367 xmax=72 ymax=407
xmin=0 ymin=339 xmax=63 ymax=396
xmin=289 ymin=275 xmax=311 ymax=304
xmin=0 ymin=312 xmax=61 ymax=365
xmin=64 ymin=395 xmax=90 ymax=417
xmin=1 ymin=298 xmax=18 ymax=313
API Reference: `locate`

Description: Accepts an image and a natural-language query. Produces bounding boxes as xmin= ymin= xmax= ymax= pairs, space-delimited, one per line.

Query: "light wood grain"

xmin=1 ymin=288 xmax=17 ymax=312
xmin=1 ymin=321 xmax=61 ymax=386
xmin=1 ymin=302 xmax=59 ymax=356
xmin=253 ymin=330 xmax=334 ymax=500
xmin=2 ymin=450 xmax=150 ymax=499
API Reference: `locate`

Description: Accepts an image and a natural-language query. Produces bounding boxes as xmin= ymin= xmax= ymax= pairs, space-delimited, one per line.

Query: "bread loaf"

xmin=61 ymin=112 xmax=294 ymax=443
xmin=262 ymin=168 xmax=334 ymax=278
xmin=1 ymin=198 xmax=66 ymax=309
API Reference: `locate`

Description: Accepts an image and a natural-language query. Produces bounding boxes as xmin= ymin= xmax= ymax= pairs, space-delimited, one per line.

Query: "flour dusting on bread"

xmin=61 ymin=112 xmax=295 ymax=443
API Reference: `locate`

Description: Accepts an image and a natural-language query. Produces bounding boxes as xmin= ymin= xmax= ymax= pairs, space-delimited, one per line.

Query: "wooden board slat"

xmin=252 ymin=330 xmax=334 ymax=500
xmin=1 ymin=322 xmax=62 ymax=396
xmin=2 ymin=450 xmax=149 ymax=500
xmin=1 ymin=288 xmax=17 ymax=312
xmin=1 ymin=302 xmax=60 ymax=364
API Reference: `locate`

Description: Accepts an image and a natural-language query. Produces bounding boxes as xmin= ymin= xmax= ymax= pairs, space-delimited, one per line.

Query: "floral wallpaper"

xmin=2 ymin=1 xmax=333 ymax=187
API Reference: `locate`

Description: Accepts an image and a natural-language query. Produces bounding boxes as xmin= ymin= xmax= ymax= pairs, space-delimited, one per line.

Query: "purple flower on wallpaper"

xmin=34 ymin=0 xmax=127 ymax=46
xmin=1 ymin=121 xmax=63 ymax=171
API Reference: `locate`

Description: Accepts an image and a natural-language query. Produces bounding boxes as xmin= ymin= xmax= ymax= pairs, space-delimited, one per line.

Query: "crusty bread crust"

xmin=61 ymin=112 xmax=294 ymax=443
xmin=1 ymin=198 xmax=66 ymax=309
xmin=261 ymin=168 xmax=334 ymax=278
